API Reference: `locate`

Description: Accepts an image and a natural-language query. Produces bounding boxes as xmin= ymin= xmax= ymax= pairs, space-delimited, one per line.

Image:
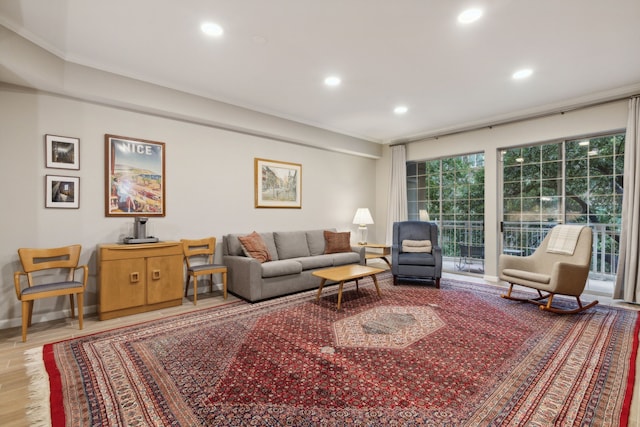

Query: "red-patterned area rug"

xmin=25 ymin=273 xmax=639 ymax=426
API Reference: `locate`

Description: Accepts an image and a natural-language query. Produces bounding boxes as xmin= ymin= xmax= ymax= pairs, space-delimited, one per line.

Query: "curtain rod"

xmin=390 ymin=93 xmax=639 ymax=146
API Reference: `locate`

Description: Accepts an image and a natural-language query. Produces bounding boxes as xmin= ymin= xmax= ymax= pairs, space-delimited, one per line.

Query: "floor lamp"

xmin=352 ymin=208 xmax=374 ymax=244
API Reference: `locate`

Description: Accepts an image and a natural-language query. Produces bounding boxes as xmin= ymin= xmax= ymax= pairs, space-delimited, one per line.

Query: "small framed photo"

xmin=45 ymin=134 xmax=80 ymax=170
xmin=45 ymin=175 xmax=79 ymax=209
xmin=254 ymin=158 xmax=302 ymax=208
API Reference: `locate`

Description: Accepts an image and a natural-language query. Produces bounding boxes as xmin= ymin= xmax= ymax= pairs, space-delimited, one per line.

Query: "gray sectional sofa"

xmin=222 ymin=229 xmax=365 ymax=302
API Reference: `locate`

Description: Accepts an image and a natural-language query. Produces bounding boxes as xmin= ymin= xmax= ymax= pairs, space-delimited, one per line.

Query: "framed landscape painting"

xmin=105 ymin=134 xmax=166 ymax=217
xmin=45 ymin=134 xmax=80 ymax=170
xmin=254 ymin=158 xmax=302 ymax=208
xmin=45 ymin=175 xmax=79 ymax=209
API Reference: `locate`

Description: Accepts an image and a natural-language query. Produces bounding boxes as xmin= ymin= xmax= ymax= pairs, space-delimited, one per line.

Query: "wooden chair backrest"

xmin=17 ymin=244 xmax=82 ymax=286
xmin=181 ymin=237 xmax=216 ymax=267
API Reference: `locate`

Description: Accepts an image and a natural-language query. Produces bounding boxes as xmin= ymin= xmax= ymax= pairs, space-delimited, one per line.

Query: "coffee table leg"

xmin=372 ymin=274 xmax=382 ymax=297
xmin=337 ymin=281 xmax=345 ymax=310
xmin=316 ymin=278 xmax=327 ymax=301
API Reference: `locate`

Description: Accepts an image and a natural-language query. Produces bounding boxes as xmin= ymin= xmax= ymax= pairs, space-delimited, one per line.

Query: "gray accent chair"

xmin=392 ymin=221 xmax=442 ymax=287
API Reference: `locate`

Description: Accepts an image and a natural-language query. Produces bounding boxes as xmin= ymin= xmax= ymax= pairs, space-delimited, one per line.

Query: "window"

xmin=501 ymin=132 xmax=624 ymax=287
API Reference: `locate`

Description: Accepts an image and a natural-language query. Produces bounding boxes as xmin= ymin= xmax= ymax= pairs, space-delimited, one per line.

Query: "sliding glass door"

xmin=500 ymin=133 xmax=625 ymax=292
xmin=407 ymin=153 xmax=485 ymax=274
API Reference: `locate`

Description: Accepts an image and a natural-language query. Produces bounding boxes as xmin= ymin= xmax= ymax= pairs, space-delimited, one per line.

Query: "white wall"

xmin=0 ymin=25 xmax=387 ymax=330
xmin=372 ymin=101 xmax=629 ymax=282
xmin=0 ymin=84 xmax=380 ymax=328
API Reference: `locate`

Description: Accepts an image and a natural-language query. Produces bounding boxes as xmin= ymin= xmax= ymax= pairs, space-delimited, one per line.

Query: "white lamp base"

xmin=358 ymin=225 xmax=368 ymax=245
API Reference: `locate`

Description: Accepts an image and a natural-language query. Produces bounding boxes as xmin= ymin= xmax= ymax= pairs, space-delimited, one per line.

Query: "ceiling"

xmin=1 ymin=0 xmax=639 ymax=144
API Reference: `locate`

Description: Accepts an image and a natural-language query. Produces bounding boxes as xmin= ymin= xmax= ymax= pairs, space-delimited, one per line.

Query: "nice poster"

xmin=105 ymin=134 xmax=166 ymax=217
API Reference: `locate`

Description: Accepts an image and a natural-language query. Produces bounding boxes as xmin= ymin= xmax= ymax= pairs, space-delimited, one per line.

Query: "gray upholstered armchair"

xmin=392 ymin=221 xmax=442 ymax=287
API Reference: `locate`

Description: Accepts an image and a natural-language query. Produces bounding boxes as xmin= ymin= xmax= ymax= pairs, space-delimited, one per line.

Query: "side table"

xmin=357 ymin=243 xmax=391 ymax=268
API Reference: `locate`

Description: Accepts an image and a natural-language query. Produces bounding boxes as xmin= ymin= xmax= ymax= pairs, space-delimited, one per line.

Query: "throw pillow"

xmin=402 ymin=239 xmax=432 ymax=253
xmin=238 ymin=231 xmax=272 ymax=263
xmin=324 ymin=230 xmax=352 ymax=254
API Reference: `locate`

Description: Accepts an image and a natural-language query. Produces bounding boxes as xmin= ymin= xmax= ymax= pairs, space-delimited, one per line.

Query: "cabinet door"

xmin=147 ymin=254 xmax=183 ymax=304
xmin=100 ymin=258 xmax=146 ymax=312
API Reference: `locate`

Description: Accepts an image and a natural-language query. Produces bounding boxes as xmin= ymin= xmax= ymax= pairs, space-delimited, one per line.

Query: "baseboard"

xmin=0 ymin=281 xmax=225 ymax=330
xmin=483 ymin=274 xmax=499 ymax=283
xmin=0 ymin=304 xmax=99 ymax=330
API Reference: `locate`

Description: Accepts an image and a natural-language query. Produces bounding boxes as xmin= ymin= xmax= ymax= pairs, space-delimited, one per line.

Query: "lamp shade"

xmin=352 ymin=208 xmax=374 ymax=225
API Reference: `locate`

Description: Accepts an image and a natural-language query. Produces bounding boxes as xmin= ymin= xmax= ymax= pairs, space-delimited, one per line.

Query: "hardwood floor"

xmin=0 ymin=291 xmax=238 ymax=427
xmin=1 ymin=270 xmax=639 ymax=426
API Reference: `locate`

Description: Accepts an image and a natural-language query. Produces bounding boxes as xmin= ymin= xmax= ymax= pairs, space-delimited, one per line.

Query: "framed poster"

xmin=254 ymin=158 xmax=302 ymax=208
xmin=105 ymin=134 xmax=166 ymax=217
xmin=45 ymin=134 xmax=80 ymax=170
xmin=45 ymin=175 xmax=79 ymax=209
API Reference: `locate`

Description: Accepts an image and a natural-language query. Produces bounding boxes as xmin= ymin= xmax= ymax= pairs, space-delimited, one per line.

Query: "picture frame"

xmin=45 ymin=134 xmax=80 ymax=170
xmin=254 ymin=158 xmax=302 ymax=208
xmin=105 ymin=134 xmax=166 ymax=217
xmin=45 ymin=175 xmax=79 ymax=209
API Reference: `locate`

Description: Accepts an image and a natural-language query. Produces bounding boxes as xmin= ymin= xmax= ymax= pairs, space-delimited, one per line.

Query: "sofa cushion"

xmin=226 ymin=232 xmax=279 ymax=261
xmin=324 ymin=230 xmax=352 ymax=254
xmin=291 ymin=255 xmax=334 ymax=270
xmin=306 ymin=229 xmax=334 ymax=256
xmin=274 ymin=231 xmax=310 ymax=259
xmin=398 ymin=252 xmax=436 ymax=266
xmin=238 ymin=231 xmax=272 ymax=263
xmin=260 ymin=233 xmax=279 ymax=261
xmin=261 ymin=260 xmax=303 ymax=278
xmin=331 ymin=251 xmax=361 ymax=266
xmin=502 ymin=268 xmax=551 ymax=284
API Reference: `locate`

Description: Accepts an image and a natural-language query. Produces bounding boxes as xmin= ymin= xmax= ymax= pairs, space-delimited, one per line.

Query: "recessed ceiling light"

xmin=324 ymin=76 xmax=341 ymax=87
xmin=394 ymin=105 xmax=409 ymax=115
xmin=512 ymin=68 xmax=533 ymax=80
xmin=201 ymin=22 xmax=224 ymax=37
xmin=458 ymin=8 xmax=483 ymax=24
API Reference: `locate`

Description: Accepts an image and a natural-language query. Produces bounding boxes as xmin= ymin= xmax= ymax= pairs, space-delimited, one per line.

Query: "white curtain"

xmin=386 ymin=144 xmax=408 ymax=244
xmin=614 ymin=97 xmax=640 ymax=302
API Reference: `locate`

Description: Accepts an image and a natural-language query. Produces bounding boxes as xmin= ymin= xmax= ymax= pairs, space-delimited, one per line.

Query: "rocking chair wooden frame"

xmin=502 ymin=283 xmax=599 ymax=314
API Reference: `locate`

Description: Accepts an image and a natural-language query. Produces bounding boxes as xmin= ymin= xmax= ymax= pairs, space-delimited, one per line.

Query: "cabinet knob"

xmin=152 ymin=269 xmax=161 ymax=280
xmin=130 ymin=272 xmax=139 ymax=283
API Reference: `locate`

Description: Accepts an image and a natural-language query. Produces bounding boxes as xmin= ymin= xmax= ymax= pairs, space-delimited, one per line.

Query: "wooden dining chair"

xmin=181 ymin=237 xmax=227 ymax=305
xmin=13 ymin=244 xmax=88 ymax=342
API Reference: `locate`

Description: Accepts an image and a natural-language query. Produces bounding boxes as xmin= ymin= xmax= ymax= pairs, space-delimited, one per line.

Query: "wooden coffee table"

xmin=313 ymin=264 xmax=384 ymax=310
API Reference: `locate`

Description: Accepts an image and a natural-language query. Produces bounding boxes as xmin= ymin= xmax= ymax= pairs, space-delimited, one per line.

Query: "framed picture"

xmin=45 ymin=175 xmax=79 ymax=209
xmin=254 ymin=158 xmax=302 ymax=208
xmin=105 ymin=134 xmax=166 ymax=217
xmin=45 ymin=134 xmax=80 ymax=170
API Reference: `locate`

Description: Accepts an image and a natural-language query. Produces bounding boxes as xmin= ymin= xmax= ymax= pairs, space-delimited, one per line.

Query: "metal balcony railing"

xmin=433 ymin=220 xmax=620 ymax=280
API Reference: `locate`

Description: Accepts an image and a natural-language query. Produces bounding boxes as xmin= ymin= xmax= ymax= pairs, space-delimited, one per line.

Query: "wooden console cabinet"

xmin=98 ymin=242 xmax=184 ymax=320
